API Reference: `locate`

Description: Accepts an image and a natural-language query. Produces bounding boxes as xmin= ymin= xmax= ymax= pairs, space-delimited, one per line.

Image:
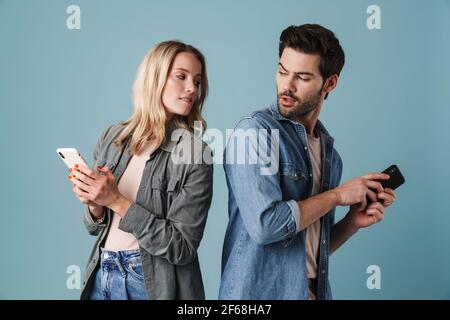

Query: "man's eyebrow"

xmin=173 ymin=67 xmax=202 ymax=77
xmin=278 ymin=63 xmax=314 ymax=76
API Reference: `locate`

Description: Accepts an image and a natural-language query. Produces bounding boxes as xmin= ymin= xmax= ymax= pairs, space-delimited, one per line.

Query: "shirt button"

xmin=322 ymin=240 xmax=326 ymax=245
xmin=309 ymin=173 xmax=313 ymax=177
xmin=103 ymin=253 xmax=109 ymax=259
xmin=321 ymin=269 xmax=326 ymax=274
xmin=304 ymin=146 xmax=308 ymax=150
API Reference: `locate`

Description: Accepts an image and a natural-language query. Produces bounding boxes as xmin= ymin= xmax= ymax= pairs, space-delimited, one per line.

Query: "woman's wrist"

xmin=109 ymin=194 xmax=132 ymax=218
xmin=88 ymin=204 xmax=104 ymax=220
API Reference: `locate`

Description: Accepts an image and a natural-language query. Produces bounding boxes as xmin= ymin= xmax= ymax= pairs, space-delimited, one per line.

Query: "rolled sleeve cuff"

xmin=286 ymin=199 xmax=301 ymax=233
xmin=118 ymin=202 xmax=151 ymax=236
xmin=84 ymin=206 xmax=107 ymax=226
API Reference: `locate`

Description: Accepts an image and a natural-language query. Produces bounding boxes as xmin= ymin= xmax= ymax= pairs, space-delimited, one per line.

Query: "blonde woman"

xmin=69 ymin=41 xmax=213 ymax=300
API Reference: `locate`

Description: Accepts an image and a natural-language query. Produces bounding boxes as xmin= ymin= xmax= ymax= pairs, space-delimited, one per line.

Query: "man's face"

xmin=276 ymin=47 xmax=325 ymax=119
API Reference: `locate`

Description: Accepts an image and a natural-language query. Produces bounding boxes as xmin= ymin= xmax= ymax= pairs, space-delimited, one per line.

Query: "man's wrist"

xmin=327 ymin=189 xmax=341 ymax=207
xmin=343 ymin=213 xmax=360 ymax=235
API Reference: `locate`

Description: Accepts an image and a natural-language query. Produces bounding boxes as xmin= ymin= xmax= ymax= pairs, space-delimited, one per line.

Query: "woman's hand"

xmin=69 ymin=164 xmax=131 ymax=217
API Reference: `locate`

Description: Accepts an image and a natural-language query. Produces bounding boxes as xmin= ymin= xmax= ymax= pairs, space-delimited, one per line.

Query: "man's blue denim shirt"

xmin=219 ymin=102 xmax=343 ymax=300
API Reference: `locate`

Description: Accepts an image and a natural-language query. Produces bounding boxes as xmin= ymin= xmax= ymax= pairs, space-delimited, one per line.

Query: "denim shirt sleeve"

xmin=224 ymin=117 xmax=299 ymax=245
xmin=118 ymin=160 xmax=213 ymax=266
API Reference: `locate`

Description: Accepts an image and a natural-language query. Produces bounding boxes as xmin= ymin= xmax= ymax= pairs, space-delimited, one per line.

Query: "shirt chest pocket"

xmin=279 ymin=163 xmax=310 ymax=200
xmin=151 ymin=175 xmax=180 ymax=217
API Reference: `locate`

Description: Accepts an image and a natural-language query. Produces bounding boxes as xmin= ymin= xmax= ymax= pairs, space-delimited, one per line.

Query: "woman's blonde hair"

xmin=114 ymin=40 xmax=208 ymax=154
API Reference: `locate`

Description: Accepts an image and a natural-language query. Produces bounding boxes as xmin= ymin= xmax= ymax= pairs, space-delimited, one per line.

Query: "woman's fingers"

xmin=71 ymin=169 xmax=95 ymax=188
xmin=76 ymin=164 xmax=99 ymax=180
xmin=72 ymin=177 xmax=92 ymax=195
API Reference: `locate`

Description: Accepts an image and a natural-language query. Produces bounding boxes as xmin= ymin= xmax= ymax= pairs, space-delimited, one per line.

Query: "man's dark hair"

xmin=279 ymin=24 xmax=345 ymax=99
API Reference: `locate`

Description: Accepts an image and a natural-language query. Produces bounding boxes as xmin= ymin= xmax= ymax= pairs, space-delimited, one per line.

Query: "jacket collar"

xmin=268 ymin=101 xmax=334 ymax=142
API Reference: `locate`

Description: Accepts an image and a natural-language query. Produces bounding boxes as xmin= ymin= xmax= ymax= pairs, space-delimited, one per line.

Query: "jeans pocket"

xmin=126 ymin=260 xmax=144 ymax=281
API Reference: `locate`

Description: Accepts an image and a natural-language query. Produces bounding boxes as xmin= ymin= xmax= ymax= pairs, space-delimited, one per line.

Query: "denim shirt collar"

xmin=268 ymin=101 xmax=334 ymax=143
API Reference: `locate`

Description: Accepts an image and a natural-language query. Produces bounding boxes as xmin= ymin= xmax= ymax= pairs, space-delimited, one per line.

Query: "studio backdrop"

xmin=1 ymin=0 xmax=449 ymax=299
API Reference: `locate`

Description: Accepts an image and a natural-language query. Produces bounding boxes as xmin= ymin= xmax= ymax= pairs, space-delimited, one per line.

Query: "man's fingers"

xmin=357 ymin=193 xmax=368 ymax=211
xmin=367 ymin=201 xmax=385 ymax=213
xmin=365 ymin=179 xmax=384 ymax=193
xmin=384 ymin=188 xmax=397 ymax=200
xmin=362 ymin=172 xmax=390 ymax=181
xmin=366 ymin=189 xmax=378 ymax=203
xmin=378 ymin=192 xmax=395 ymax=206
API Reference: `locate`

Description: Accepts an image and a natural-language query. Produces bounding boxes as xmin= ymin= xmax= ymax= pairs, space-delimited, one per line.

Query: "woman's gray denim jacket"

xmin=80 ymin=122 xmax=213 ymax=300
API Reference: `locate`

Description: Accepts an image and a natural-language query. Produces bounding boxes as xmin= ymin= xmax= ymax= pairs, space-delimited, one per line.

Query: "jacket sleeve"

xmin=118 ymin=152 xmax=213 ymax=266
xmin=223 ymin=117 xmax=299 ymax=246
xmin=81 ymin=126 xmax=111 ymax=236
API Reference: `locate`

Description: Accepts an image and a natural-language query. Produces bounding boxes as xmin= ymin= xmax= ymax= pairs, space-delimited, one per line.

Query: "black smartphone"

xmin=366 ymin=164 xmax=405 ymax=206
xmin=379 ymin=164 xmax=405 ymax=190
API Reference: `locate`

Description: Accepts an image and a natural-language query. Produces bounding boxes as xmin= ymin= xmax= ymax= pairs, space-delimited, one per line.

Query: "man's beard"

xmin=277 ymin=89 xmax=322 ymax=119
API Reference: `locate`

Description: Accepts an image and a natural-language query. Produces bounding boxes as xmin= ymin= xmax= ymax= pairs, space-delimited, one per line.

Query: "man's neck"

xmin=296 ymin=103 xmax=322 ymax=136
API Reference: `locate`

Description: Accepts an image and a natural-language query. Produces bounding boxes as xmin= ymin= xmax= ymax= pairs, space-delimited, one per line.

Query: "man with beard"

xmin=219 ymin=24 xmax=397 ymax=300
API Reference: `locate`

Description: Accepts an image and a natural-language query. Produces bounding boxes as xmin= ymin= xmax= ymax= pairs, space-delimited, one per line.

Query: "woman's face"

xmin=162 ymin=52 xmax=202 ymax=119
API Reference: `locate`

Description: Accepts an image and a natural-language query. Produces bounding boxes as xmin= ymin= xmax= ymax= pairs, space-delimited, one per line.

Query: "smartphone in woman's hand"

xmin=56 ymin=148 xmax=90 ymax=169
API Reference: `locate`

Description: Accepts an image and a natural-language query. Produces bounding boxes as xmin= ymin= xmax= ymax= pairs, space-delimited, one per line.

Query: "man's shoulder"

xmin=232 ymin=104 xmax=279 ymax=131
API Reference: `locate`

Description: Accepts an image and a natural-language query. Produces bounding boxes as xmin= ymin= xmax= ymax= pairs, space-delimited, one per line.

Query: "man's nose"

xmin=282 ymin=76 xmax=296 ymax=93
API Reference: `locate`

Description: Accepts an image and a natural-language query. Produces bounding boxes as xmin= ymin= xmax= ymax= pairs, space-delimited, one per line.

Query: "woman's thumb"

xmin=97 ymin=165 xmax=112 ymax=175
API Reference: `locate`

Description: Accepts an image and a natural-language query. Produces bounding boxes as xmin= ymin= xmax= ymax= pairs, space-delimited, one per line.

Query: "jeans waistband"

xmin=99 ymin=248 xmax=141 ymax=265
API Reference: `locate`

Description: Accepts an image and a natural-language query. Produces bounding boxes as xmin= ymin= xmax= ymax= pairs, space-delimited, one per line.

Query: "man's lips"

xmin=279 ymin=95 xmax=297 ymax=107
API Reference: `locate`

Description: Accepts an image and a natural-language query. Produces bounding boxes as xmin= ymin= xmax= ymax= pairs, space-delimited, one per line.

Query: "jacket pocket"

xmin=151 ymin=175 xmax=180 ymax=216
xmin=279 ymin=163 xmax=309 ymax=198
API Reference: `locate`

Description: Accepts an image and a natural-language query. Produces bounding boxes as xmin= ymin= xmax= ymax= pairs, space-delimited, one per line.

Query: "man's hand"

xmin=333 ymin=172 xmax=390 ymax=210
xmin=346 ymin=188 xmax=397 ymax=230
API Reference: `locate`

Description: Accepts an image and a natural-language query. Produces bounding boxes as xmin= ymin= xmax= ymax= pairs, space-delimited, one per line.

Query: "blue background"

xmin=1 ymin=0 xmax=449 ymax=299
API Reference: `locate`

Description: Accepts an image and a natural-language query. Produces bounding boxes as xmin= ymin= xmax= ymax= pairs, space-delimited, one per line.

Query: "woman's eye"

xmin=176 ymin=74 xmax=185 ymax=80
xmin=195 ymin=80 xmax=201 ymax=87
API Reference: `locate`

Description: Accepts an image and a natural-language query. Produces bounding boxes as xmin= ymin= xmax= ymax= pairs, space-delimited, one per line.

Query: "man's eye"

xmin=298 ymin=76 xmax=310 ymax=81
xmin=278 ymin=70 xmax=287 ymax=76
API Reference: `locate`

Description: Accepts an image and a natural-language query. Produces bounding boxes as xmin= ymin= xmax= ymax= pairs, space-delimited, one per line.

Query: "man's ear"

xmin=323 ymin=74 xmax=339 ymax=95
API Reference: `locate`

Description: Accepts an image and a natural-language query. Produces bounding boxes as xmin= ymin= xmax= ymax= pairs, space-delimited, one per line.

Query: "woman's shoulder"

xmin=169 ymin=128 xmax=213 ymax=166
xmin=99 ymin=122 xmax=127 ymax=141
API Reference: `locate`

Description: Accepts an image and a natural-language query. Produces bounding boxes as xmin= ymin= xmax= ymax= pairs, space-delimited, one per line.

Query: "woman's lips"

xmin=180 ymin=97 xmax=193 ymax=106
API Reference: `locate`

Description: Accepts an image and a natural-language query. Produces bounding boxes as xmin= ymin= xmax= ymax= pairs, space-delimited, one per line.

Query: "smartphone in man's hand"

xmin=366 ymin=164 xmax=405 ymax=207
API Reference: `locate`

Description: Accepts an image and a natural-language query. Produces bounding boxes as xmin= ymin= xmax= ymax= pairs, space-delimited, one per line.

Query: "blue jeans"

xmin=89 ymin=248 xmax=148 ymax=300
